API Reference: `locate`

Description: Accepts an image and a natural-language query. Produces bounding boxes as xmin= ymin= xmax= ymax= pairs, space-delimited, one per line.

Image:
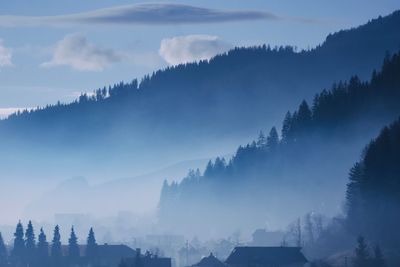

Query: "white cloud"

xmin=159 ymin=35 xmax=232 ymax=65
xmin=0 ymin=40 xmax=12 ymax=67
xmin=41 ymin=34 xmax=121 ymax=71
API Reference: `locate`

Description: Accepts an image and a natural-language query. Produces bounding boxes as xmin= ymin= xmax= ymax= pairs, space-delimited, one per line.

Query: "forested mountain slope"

xmin=158 ymin=52 xmax=400 ymax=238
xmin=1 ymin=11 xmax=400 ymax=180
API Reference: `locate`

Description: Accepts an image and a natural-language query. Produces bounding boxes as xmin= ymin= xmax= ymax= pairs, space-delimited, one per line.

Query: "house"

xmin=120 ymin=249 xmax=172 ymax=267
xmin=225 ymin=247 xmax=308 ymax=267
xmin=191 ymin=253 xmax=226 ymax=267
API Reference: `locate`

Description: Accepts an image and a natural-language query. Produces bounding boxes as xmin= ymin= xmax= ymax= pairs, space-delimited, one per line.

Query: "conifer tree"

xmin=37 ymin=228 xmax=49 ymax=259
xmin=373 ymin=245 xmax=385 ymax=267
xmin=86 ymin=228 xmax=98 ymax=260
xmin=12 ymin=221 xmax=25 ymax=261
xmin=25 ymin=220 xmax=36 ymax=263
xmin=266 ymin=127 xmax=279 ymax=151
xmin=51 ymin=225 xmax=62 ymax=259
xmin=256 ymin=131 xmax=266 ymax=147
xmin=68 ymin=226 xmax=80 ymax=260
xmin=281 ymin=111 xmax=293 ymax=143
xmin=0 ymin=232 xmax=8 ymax=266
xmin=354 ymin=236 xmax=369 ymax=267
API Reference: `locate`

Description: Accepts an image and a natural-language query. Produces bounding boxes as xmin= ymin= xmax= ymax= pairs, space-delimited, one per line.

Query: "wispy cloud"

xmin=41 ymin=34 xmax=121 ymax=71
xmin=0 ymin=3 xmax=279 ymax=27
xmin=0 ymin=39 xmax=12 ymax=67
xmin=159 ymin=35 xmax=231 ymax=65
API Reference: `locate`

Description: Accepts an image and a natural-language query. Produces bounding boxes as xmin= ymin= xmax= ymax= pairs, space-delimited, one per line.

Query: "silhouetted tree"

xmin=354 ymin=236 xmax=369 ymax=267
xmin=37 ymin=228 xmax=49 ymax=259
xmin=51 ymin=225 xmax=62 ymax=259
xmin=256 ymin=131 xmax=266 ymax=147
xmin=86 ymin=228 xmax=98 ymax=260
xmin=0 ymin=233 xmax=8 ymax=267
xmin=12 ymin=221 xmax=25 ymax=263
xmin=373 ymin=245 xmax=385 ymax=267
xmin=281 ymin=112 xmax=293 ymax=143
xmin=68 ymin=226 xmax=80 ymax=260
xmin=25 ymin=220 xmax=36 ymax=264
xmin=266 ymin=127 xmax=279 ymax=151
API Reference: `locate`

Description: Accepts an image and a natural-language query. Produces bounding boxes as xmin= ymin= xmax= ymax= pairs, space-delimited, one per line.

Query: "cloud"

xmin=0 ymin=3 xmax=279 ymax=27
xmin=159 ymin=35 xmax=232 ymax=65
xmin=41 ymin=34 xmax=121 ymax=71
xmin=0 ymin=40 xmax=12 ymax=67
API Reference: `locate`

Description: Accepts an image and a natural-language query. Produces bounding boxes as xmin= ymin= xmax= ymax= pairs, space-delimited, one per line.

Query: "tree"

xmin=256 ymin=131 xmax=266 ymax=147
xmin=86 ymin=228 xmax=98 ymax=260
xmin=37 ymin=228 xmax=49 ymax=259
xmin=266 ymin=127 xmax=279 ymax=151
xmin=0 ymin=232 xmax=8 ymax=266
xmin=353 ymin=236 xmax=369 ymax=267
xmin=373 ymin=245 xmax=385 ymax=267
xmin=281 ymin=112 xmax=293 ymax=143
xmin=288 ymin=218 xmax=302 ymax=247
xmin=68 ymin=226 xmax=80 ymax=260
xmin=12 ymin=221 xmax=25 ymax=261
xmin=25 ymin=220 xmax=36 ymax=263
xmin=51 ymin=225 xmax=62 ymax=259
xmin=304 ymin=213 xmax=314 ymax=244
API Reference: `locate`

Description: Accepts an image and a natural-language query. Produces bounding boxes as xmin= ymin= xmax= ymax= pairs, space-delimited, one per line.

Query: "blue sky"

xmin=0 ymin=0 xmax=399 ymax=116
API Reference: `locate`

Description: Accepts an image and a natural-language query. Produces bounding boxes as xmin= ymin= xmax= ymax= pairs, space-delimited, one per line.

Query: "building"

xmin=225 ymin=247 xmax=308 ymax=267
xmin=191 ymin=253 xmax=226 ymax=267
xmin=121 ymin=249 xmax=172 ymax=267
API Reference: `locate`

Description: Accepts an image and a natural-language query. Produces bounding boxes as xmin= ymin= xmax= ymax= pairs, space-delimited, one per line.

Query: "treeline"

xmin=2 ymin=10 xmax=399 ymax=148
xmin=160 ymin=51 xmax=400 ymax=203
xmin=0 ymin=221 xmax=98 ymax=267
xmin=346 ymin=117 xmax=400 ymax=247
xmin=158 ymin=51 xmax=400 ymax=236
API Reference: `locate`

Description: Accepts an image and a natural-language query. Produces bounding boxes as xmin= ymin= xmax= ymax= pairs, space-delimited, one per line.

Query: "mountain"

xmin=1 ymin=11 xmax=400 ymax=181
xmin=157 ymin=52 xmax=400 ymax=238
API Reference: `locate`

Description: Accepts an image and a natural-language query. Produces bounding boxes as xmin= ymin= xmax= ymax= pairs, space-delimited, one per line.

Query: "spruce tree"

xmin=266 ymin=127 xmax=279 ymax=151
xmin=68 ymin=226 xmax=80 ymax=260
xmin=281 ymin=111 xmax=293 ymax=143
xmin=0 ymin=232 xmax=8 ymax=266
xmin=51 ymin=225 xmax=62 ymax=259
xmin=86 ymin=228 xmax=98 ymax=260
xmin=354 ymin=236 xmax=369 ymax=267
xmin=37 ymin=228 xmax=49 ymax=259
xmin=373 ymin=245 xmax=385 ymax=267
xmin=256 ymin=131 xmax=266 ymax=147
xmin=12 ymin=221 xmax=25 ymax=261
xmin=25 ymin=220 xmax=36 ymax=263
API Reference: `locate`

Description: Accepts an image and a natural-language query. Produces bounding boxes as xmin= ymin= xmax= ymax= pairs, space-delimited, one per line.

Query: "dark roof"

xmin=225 ymin=247 xmax=307 ymax=266
xmin=192 ymin=253 xmax=226 ymax=267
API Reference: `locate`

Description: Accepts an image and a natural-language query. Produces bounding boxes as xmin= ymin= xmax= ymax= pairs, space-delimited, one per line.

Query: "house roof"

xmin=192 ymin=253 xmax=226 ymax=267
xmin=225 ymin=247 xmax=307 ymax=266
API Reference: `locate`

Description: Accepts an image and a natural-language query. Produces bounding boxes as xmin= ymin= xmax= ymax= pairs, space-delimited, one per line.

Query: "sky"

xmin=0 ymin=0 xmax=399 ymax=117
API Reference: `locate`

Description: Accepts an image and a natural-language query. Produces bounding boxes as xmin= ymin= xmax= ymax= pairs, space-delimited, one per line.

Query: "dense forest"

xmin=0 ymin=11 xmax=400 ymax=178
xmin=158 ymin=52 xmax=400 ymax=238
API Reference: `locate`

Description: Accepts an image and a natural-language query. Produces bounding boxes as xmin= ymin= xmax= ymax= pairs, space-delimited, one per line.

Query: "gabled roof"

xmin=192 ymin=253 xmax=226 ymax=267
xmin=225 ymin=247 xmax=307 ymax=266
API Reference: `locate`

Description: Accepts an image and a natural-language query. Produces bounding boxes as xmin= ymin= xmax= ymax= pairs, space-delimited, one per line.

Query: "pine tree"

xmin=25 ymin=220 xmax=36 ymax=263
xmin=281 ymin=111 xmax=293 ymax=143
xmin=0 ymin=232 xmax=8 ymax=266
xmin=353 ymin=236 xmax=369 ymax=267
xmin=12 ymin=221 xmax=25 ymax=261
xmin=86 ymin=228 xmax=98 ymax=260
xmin=68 ymin=226 xmax=80 ymax=260
xmin=373 ymin=245 xmax=385 ymax=267
xmin=37 ymin=228 xmax=49 ymax=259
xmin=51 ymin=225 xmax=62 ymax=258
xmin=256 ymin=131 xmax=266 ymax=147
xmin=266 ymin=127 xmax=279 ymax=151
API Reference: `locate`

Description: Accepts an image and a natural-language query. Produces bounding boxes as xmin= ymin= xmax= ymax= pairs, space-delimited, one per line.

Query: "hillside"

xmin=0 ymin=11 xmax=400 ymax=181
xmin=157 ymin=52 xmax=400 ymax=238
